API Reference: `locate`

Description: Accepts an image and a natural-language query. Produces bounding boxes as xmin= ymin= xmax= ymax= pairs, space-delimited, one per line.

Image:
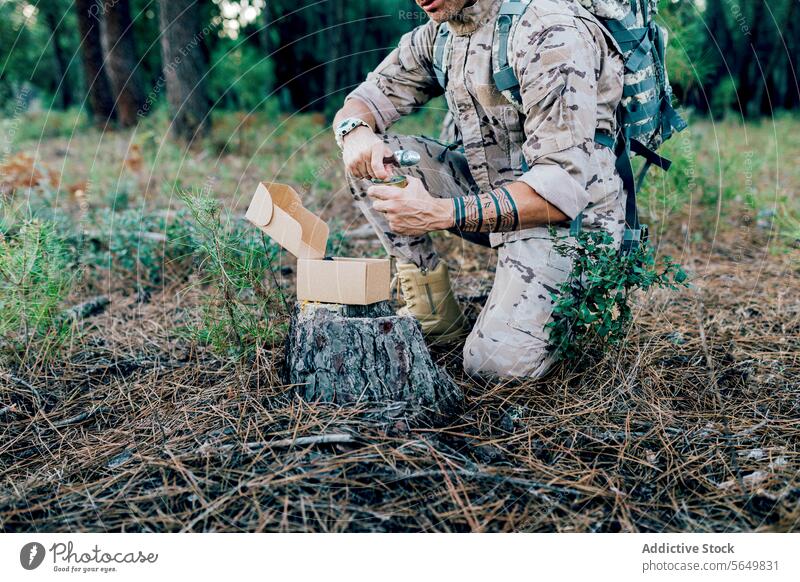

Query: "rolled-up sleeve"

xmin=346 ymin=22 xmax=443 ymax=133
xmin=513 ymin=23 xmax=599 ymax=219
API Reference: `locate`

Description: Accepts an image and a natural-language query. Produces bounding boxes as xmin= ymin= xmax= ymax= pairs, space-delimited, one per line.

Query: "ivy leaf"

xmin=547 ymin=229 xmax=689 ymax=362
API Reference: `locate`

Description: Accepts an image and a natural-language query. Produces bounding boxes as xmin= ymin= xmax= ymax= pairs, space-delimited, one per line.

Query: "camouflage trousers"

xmin=346 ymin=134 xmax=575 ymax=379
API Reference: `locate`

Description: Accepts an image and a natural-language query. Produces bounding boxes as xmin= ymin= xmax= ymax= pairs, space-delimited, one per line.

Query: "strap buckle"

xmin=570 ymin=212 xmax=584 ymax=237
xmin=621 ymin=224 xmax=649 ymax=255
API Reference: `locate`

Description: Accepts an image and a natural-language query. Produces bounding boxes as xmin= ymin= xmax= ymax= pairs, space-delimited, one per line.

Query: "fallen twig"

xmin=63 ymin=296 xmax=111 ymax=321
xmin=50 ymin=407 xmax=109 ymax=429
xmin=1 ymin=372 xmax=44 ymax=408
xmin=389 ymin=468 xmax=584 ymax=498
xmin=196 ymin=433 xmax=356 ymax=455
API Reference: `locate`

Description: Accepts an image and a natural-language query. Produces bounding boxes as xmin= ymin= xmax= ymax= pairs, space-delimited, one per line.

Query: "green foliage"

xmin=326 ymin=221 xmax=354 ymax=257
xmin=656 ymin=0 xmax=714 ymax=101
xmin=774 ymin=207 xmax=800 ymax=246
xmin=1 ymin=178 xmax=201 ymax=290
xmin=0 ymin=220 xmax=76 ymax=362
xmin=2 ymin=0 xmax=799 ymax=119
xmin=0 ymin=1 xmax=81 ymax=114
xmin=88 ymin=208 xmax=200 ymax=288
xmin=546 ymin=228 xmax=688 ymax=362
xmin=695 ymin=0 xmax=800 ymax=116
xmin=209 ymin=40 xmax=275 ymax=111
xmin=178 ymin=189 xmax=285 ymax=358
xmin=0 ymin=108 xmax=89 ymax=147
xmin=708 ymin=77 xmax=739 ymax=120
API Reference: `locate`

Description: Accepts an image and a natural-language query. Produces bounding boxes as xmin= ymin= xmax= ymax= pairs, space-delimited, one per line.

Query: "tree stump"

xmin=282 ymin=301 xmax=462 ymax=421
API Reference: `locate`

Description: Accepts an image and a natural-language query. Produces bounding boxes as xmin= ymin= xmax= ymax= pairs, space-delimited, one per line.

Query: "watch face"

xmin=337 ymin=119 xmax=352 ymax=133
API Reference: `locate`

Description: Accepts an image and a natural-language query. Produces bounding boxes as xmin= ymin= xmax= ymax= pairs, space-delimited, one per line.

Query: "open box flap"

xmin=245 ymin=183 xmax=274 ymax=226
xmin=246 ymin=182 xmax=329 ymax=259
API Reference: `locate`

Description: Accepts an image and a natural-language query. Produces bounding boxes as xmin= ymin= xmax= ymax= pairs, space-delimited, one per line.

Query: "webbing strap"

xmin=593 ymin=130 xmax=616 ymax=149
xmin=629 ymin=99 xmax=687 ymax=140
xmin=623 ymin=76 xmax=657 ymax=97
xmin=640 ymin=0 xmax=650 ymax=30
xmin=493 ymin=1 xmax=522 ymax=102
xmin=626 ymin=34 xmax=653 ymax=72
xmin=603 ymin=25 xmax=647 ymax=51
xmin=615 ymin=129 xmax=642 ymax=255
xmin=627 ymin=97 xmax=660 ymax=123
xmin=609 ymin=10 xmax=638 ymax=29
xmin=499 ymin=0 xmax=526 ymax=15
xmin=493 ymin=67 xmax=519 ymax=92
xmin=433 ymin=24 xmax=449 ymax=89
xmin=630 ymin=138 xmax=672 ymax=171
xmin=629 ymin=115 xmax=660 ymax=137
xmin=665 ymin=102 xmax=688 ymax=134
xmin=570 ymin=211 xmax=584 ymax=237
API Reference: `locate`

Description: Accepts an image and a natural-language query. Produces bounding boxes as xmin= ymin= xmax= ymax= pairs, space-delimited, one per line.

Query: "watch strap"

xmin=335 ymin=117 xmax=370 ymax=149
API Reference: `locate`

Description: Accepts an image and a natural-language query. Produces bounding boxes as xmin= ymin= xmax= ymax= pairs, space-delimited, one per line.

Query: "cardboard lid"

xmin=245 ymin=182 xmax=329 ymax=259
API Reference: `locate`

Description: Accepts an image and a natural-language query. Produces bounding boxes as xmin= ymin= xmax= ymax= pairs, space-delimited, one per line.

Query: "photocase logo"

xmin=20 ymin=542 xmax=46 ymax=570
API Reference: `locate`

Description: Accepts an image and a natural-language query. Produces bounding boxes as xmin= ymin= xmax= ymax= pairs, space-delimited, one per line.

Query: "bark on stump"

xmin=283 ymin=301 xmax=462 ymax=421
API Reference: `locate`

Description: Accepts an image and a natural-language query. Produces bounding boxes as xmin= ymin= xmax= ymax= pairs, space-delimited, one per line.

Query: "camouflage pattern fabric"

xmin=345 ymin=0 xmax=626 ymax=379
xmin=577 ymin=0 xmax=631 ymax=20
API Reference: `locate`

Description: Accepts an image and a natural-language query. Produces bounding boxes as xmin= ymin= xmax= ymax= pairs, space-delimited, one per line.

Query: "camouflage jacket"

xmin=347 ymin=0 xmax=626 ymax=246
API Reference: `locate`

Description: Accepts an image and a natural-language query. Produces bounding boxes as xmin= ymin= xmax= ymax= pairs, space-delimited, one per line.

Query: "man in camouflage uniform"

xmin=333 ymin=0 xmax=625 ymax=379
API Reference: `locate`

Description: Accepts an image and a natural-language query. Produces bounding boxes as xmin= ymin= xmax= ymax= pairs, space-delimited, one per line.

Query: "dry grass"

xmin=0 ymin=111 xmax=798 ymax=532
xmin=1 ymin=218 xmax=797 ymax=532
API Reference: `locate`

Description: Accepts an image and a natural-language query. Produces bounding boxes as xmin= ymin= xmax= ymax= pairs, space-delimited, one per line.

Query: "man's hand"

xmin=367 ymin=176 xmax=454 ymax=236
xmin=342 ymin=126 xmax=395 ymax=181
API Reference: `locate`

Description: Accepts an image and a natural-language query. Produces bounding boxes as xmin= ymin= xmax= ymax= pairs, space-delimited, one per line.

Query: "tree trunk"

xmin=158 ymin=0 xmax=210 ymax=142
xmin=283 ymin=302 xmax=463 ymax=424
xmin=75 ymin=0 xmax=115 ymax=123
xmin=101 ymin=0 xmax=146 ymax=126
xmin=257 ymin=0 xmax=271 ymax=55
xmin=323 ymin=1 xmax=344 ymax=120
xmin=43 ymin=8 xmax=73 ymax=109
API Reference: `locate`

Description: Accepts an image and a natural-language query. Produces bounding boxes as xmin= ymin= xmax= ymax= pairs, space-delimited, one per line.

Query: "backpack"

xmin=432 ymin=0 xmax=687 ymax=254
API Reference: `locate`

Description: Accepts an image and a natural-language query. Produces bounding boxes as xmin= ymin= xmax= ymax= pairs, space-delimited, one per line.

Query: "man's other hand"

xmin=367 ymin=176 xmax=454 ymax=236
xmin=343 ymin=127 xmax=395 ymax=181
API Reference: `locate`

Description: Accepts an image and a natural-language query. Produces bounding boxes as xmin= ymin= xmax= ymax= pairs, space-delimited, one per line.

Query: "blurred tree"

xmin=158 ymin=0 xmax=211 ymax=141
xmin=323 ymin=1 xmax=345 ymax=120
xmin=75 ymin=0 xmax=116 ymax=123
xmin=101 ymin=0 xmax=147 ymax=126
xmin=1 ymin=0 xmax=798 ymax=123
xmin=656 ymin=0 xmax=712 ymax=108
xmin=131 ymin=0 xmax=167 ymax=93
xmin=684 ymin=0 xmax=799 ymax=117
xmin=267 ymin=0 xmax=423 ymax=114
xmin=39 ymin=1 xmax=74 ymax=109
xmin=208 ymin=41 xmax=274 ymax=111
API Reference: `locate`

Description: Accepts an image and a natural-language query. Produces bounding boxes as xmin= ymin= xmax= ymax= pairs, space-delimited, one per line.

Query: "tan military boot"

xmin=395 ymin=261 xmax=468 ymax=345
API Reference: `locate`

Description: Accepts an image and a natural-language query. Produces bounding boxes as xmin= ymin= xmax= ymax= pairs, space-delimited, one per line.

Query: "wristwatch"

xmin=334 ymin=117 xmax=370 ymax=149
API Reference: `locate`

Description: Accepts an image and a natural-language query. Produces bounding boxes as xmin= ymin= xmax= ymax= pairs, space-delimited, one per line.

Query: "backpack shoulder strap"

xmin=432 ymin=23 xmax=450 ymax=89
xmin=492 ymin=0 xmax=530 ymax=108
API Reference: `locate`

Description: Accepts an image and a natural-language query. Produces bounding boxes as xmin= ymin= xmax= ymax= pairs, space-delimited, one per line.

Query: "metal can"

xmin=371 ymin=175 xmax=408 ymax=188
xmin=393 ymin=150 xmax=421 ymax=167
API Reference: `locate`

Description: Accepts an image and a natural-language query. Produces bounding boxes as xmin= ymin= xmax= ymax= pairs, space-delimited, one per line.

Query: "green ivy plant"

xmin=546 ymin=227 xmax=688 ymax=362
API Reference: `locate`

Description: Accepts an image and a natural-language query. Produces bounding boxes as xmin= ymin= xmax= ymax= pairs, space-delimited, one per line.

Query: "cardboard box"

xmin=245 ymin=182 xmax=391 ymax=305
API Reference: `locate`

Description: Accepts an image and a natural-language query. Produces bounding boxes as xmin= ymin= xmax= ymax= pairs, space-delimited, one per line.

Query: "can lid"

xmin=371 ymin=175 xmax=407 ymax=186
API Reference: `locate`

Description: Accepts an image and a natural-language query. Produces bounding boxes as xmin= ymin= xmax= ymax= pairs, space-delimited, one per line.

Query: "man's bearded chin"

xmin=417 ymin=0 xmax=473 ymax=23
